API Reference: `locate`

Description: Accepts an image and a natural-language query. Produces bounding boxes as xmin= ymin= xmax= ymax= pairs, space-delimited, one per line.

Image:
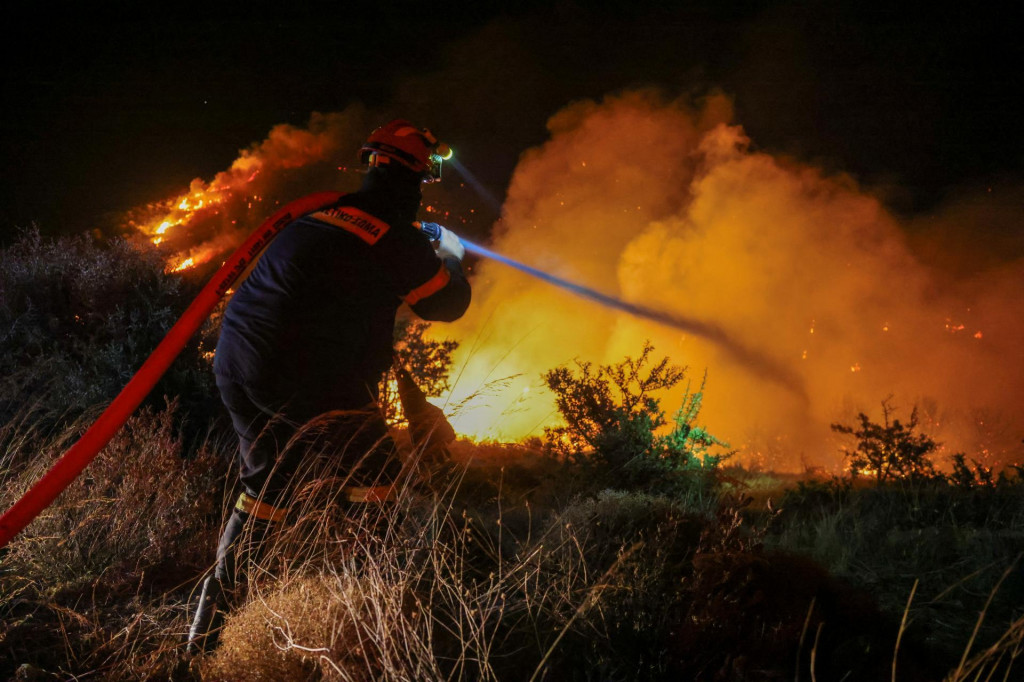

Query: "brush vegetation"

xmin=1 ymin=230 xmax=1022 ymax=680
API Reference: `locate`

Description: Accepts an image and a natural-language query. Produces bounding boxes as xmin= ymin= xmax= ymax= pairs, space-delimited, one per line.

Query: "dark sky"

xmin=2 ymin=1 xmax=1021 ymax=241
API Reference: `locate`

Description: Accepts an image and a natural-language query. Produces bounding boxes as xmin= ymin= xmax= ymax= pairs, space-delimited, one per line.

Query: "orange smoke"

xmin=438 ymin=91 xmax=1023 ymax=470
xmin=128 ymin=92 xmax=1023 ymax=471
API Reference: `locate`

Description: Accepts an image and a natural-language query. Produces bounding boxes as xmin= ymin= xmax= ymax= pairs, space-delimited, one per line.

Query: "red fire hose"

xmin=0 ymin=191 xmax=343 ymax=548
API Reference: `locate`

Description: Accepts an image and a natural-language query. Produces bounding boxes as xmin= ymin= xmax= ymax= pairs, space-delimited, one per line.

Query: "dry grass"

xmin=0 ymin=400 xmax=227 ymax=680
xmin=1 ymin=410 xmax=1022 ymax=680
xmin=2 ymin=399 xmax=225 ymax=587
xmin=199 ymin=446 xmax=949 ymax=681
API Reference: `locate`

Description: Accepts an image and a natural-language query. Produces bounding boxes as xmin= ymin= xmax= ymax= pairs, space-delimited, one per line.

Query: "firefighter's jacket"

xmin=213 ymin=172 xmax=471 ymax=402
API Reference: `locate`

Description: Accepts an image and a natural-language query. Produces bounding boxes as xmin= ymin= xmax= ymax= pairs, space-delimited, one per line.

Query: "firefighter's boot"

xmin=186 ymin=573 xmax=226 ymax=654
xmin=187 ymin=499 xmax=281 ymax=653
xmin=187 ymin=507 xmax=245 ymax=654
xmin=396 ymin=366 xmax=455 ymax=465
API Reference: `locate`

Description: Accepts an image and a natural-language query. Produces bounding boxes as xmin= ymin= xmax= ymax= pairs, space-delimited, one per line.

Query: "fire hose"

xmin=0 ymin=192 xmax=343 ymax=548
xmin=0 ymin=207 xmax=804 ymax=548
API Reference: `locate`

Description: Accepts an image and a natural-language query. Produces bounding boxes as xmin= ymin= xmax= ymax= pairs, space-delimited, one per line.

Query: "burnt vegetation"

xmin=0 ymin=230 xmax=1022 ymax=680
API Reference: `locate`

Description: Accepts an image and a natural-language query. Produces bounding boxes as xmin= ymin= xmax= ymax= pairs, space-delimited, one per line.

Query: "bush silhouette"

xmin=543 ymin=342 xmax=727 ymax=494
xmin=0 ymin=227 xmax=218 ymax=443
xmin=831 ymin=398 xmax=938 ymax=483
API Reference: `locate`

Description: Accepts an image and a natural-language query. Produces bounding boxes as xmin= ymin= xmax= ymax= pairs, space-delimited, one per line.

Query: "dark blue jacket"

xmin=213 ymin=171 xmax=471 ymax=404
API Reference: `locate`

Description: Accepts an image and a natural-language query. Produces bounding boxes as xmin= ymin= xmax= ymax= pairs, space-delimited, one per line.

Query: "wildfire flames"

xmin=135 ymin=176 xmax=271 ymax=272
xmin=128 ymin=96 xmax=1024 ymax=471
xmin=125 ymin=110 xmax=372 ymax=272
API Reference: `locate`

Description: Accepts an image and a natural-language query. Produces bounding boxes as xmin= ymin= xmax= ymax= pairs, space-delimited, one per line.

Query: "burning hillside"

xmin=124 ymin=109 xmax=374 ymax=272
xmin=127 ymin=93 xmax=1024 ymax=471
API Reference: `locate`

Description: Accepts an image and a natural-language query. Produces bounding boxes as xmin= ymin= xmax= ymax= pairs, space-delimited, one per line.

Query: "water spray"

xmin=420 ymin=221 xmax=807 ymax=400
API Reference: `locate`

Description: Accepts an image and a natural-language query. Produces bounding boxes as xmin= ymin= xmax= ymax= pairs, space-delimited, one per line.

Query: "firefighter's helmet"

xmin=360 ymin=119 xmax=452 ymax=183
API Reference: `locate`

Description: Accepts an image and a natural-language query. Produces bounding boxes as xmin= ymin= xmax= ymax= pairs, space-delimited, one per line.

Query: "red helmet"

xmin=360 ymin=119 xmax=452 ymax=183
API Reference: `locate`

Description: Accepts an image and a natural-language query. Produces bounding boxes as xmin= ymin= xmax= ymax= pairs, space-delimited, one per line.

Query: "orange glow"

xmin=127 ymin=98 xmax=1023 ymax=469
xmin=433 ymin=92 xmax=1023 ymax=466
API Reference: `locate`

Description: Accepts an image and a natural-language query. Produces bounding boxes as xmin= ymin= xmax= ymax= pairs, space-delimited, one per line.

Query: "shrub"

xmin=201 ymin=470 xmax=940 ymax=682
xmin=538 ymin=490 xmax=709 ymax=678
xmin=831 ymin=398 xmax=939 ymax=483
xmin=1 ymin=421 xmax=979 ymax=680
xmin=770 ymin=473 xmax=1024 ymax=666
xmin=392 ymin=320 xmax=458 ymax=398
xmin=0 ymin=227 xmax=220 ymax=446
xmin=205 ymin=575 xmax=410 ymax=681
xmin=543 ymin=342 xmax=727 ymax=495
xmin=1 ymin=399 xmax=226 ymax=589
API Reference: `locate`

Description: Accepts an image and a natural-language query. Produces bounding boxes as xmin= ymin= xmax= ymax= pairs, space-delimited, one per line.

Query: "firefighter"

xmin=187 ymin=120 xmax=470 ymax=653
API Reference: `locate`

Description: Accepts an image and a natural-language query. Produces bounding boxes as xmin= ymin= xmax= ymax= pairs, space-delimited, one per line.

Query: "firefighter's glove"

xmin=434 ymin=225 xmax=465 ymax=262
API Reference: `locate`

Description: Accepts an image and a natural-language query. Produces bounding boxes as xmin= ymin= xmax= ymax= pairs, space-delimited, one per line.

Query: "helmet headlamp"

xmin=360 ymin=119 xmax=452 ymax=183
xmin=425 ymin=143 xmax=453 ymax=183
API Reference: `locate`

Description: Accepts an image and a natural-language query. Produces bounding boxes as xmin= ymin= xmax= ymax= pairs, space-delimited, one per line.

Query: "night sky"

xmin=2 ymin=1 xmax=1021 ymax=244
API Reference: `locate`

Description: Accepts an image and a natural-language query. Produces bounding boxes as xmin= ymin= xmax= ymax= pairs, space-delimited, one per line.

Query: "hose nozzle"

xmin=416 ymin=221 xmax=444 ymax=241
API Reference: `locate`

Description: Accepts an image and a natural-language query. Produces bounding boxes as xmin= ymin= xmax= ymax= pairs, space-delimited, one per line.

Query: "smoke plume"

xmin=129 ymin=90 xmax=1023 ymax=471
xmin=440 ymin=91 xmax=1024 ymax=470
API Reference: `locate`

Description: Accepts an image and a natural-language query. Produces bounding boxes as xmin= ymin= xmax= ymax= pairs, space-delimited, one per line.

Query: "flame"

xmin=851 ymin=465 xmax=880 ymax=479
xmin=172 ymin=257 xmax=195 ymax=272
xmin=126 ymin=110 xmax=370 ymax=273
xmin=131 ymin=180 xmax=233 ymax=269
